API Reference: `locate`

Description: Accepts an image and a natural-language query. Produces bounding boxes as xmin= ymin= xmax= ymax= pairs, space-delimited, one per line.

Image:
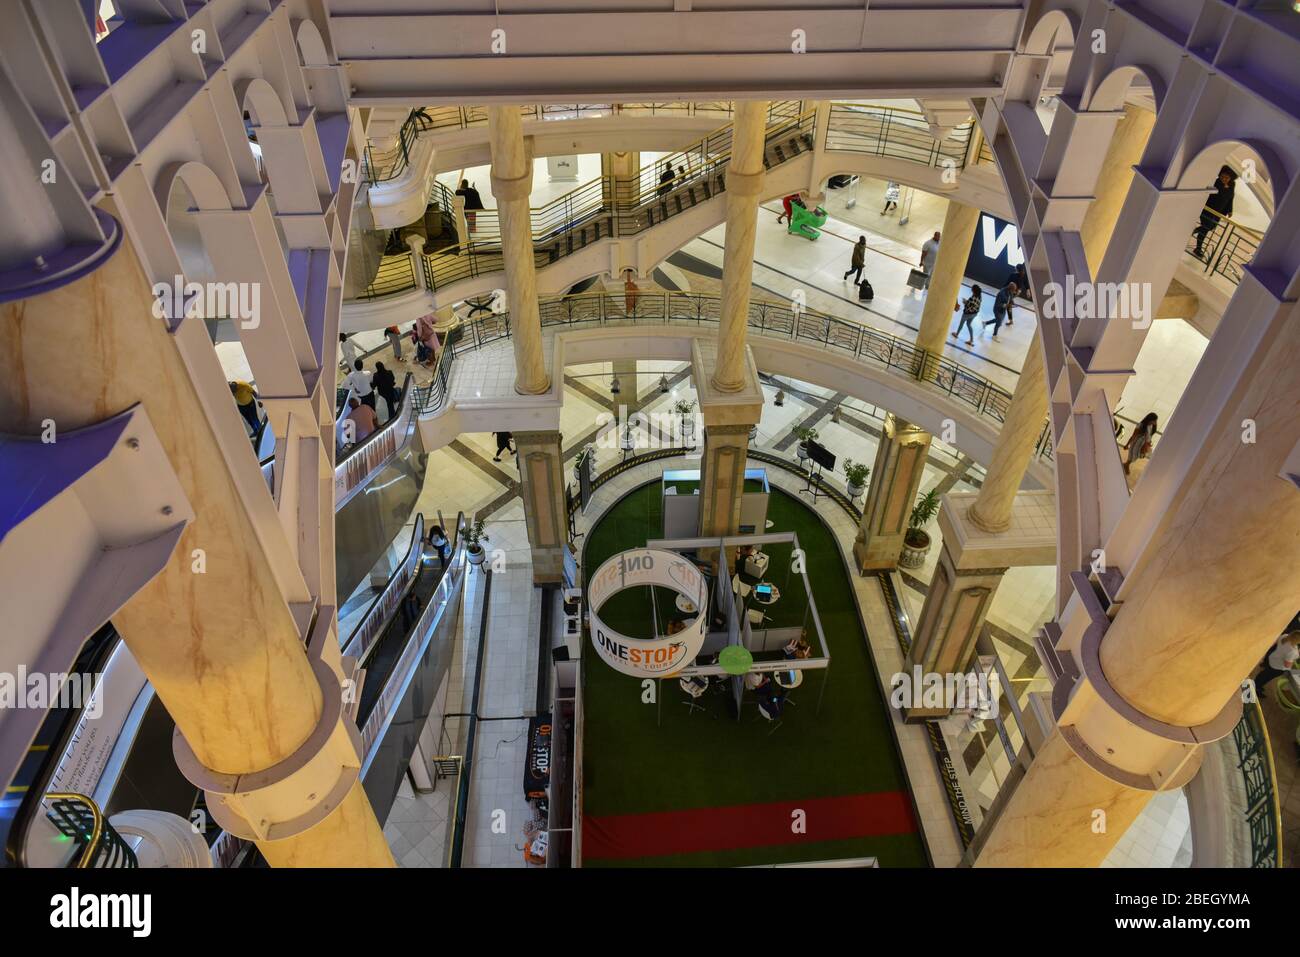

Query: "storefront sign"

xmin=524 ymin=714 xmax=552 ymax=799
xmin=587 ymin=549 xmax=709 ymax=678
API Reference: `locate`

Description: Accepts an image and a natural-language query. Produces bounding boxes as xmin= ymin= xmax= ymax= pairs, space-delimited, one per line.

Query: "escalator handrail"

xmin=6 ymin=626 xmax=121 ymax=868
xmin=341 ymin=513 xmax=426 ymax=664
xmin=334 ymin=370 xmax=420 ymax=510
xmin=360 ymin=511 xmax=466 ymax=771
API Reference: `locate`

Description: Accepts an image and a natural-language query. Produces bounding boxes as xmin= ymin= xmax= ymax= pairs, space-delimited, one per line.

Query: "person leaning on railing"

xmin=1191 ymin=164 xmax=1237 ymax=260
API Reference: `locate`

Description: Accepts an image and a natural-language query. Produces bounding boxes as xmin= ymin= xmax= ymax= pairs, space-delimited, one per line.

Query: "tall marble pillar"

xmin=975 ymin=286 xmax=1300 ymax=867
xmin=1079 ymin=103 xmax=1156 ymax=275
xmin=0 ymin=237 xmax=393 ymax=867
xmin=698 ymin=423 xmax=752 ymax=544
xmin=711 ymin=100 xmax=770 ymax=393
xmin=487 ymin=105 xmax=549 ymax=395
xmin=915 ymin=200 xmax=982 ymax=362
xmin=967 ymin=328 xmax=1049 ymax=533
xmin=854 ymin=415 xmax=932 ymax=572
xmin=515 ymin=429 xmax=569 ymax=583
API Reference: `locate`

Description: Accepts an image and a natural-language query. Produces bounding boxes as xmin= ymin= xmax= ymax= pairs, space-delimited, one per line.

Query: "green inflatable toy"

xmin=788 ymin=203 xmax=828 ymax=240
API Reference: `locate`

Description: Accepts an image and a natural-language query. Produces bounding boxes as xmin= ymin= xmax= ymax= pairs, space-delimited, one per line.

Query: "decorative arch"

xmin=295 ymin=20 xmax=329 ymax=67
xmin=154 ymin=160 xmax=234 ymax=216
xmin=1176 ymin=137 xmax=1288 ymax=206
xmin=1023 ymin=8 xmax=1078 ymax=57
xmin=235 ymin=77 xmax=291 ymax=128
xmin=1089 ymin=63 xmax=1167 ymax=115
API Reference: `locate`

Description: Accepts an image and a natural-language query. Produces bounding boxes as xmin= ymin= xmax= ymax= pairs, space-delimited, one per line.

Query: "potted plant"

xmin=794 ymin=426 xmax=818 ymax=462
xmin=844 ymin=459 xmax=870 ymax=499
xmin=573 ymin=444 xmax=596 ymax=483
xmin=464 ymin=518 xmax=489 ymax=566
xmin=673 ymin=398 xmax=696 ymax=432
xmin=900 ymin=488 xmax=941 ymax=569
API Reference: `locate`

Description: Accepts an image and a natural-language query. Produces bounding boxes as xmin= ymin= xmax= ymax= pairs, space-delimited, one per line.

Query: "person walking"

xmin=427 ymin=525 xmax=450 ymax=569
xmin=1122 ymin=412 xmax=1158 ymax=475
xmin=983 ymin=280 xmax=1017 ymax=339
xmin=881 ymin=181 xmax=900 ymax=215
xmin=372 ymin=361 xmax=399 ymax=420
xmin=919 ymin=231 xmax=941 ymax=290
xmin=1191 ymin=165 xmax=1237 ymax=260
xmin=777 ymin=191 xmax=804 ymax=225
xmin=493 ymin=431 xmax=515 ymax=462
xmin=1253 ymin=632 xmax=1300 ymax=693
xmin=624 ymin=271 xmax=640 ymax=317
xmin=229 ymin=380 xmax=261 ymax=434
xmin=339 ymin=332 xmax=358 ymax=370
xmin=843 ymin=235 xmax=868 ymax=285
xmin=384 ymin=324 xmax=404 ymax=361
xmin=952 ymin=284 xmax=983 ymax=345
xmin=415 ymin=313 xmax=438 ymax=366
xmin=456 ymin=178 xmax=484 ymax=232
xmin=345 ymin=359 xmax=376 ymax=410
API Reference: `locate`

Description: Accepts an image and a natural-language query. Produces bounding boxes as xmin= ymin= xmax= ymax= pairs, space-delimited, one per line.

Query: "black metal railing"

xmin=418 ymin=290 xmax=1052 ymax=461
xmin=1230 ymin=699 xmax=1283 ymax=868
xmin=1184 ymin=207 xmax=1262 ymax=287
xmin=825 ymin=103 xmax=974 ymax=171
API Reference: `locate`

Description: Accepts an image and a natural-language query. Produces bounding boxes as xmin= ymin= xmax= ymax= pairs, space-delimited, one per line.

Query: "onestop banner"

xmin=587 ymin=548 xmax=709 ymax=678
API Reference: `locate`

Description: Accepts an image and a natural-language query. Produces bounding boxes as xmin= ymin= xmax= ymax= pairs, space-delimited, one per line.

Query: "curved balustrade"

xmin=358 ymin=106 xmax=816 ymax=300
xmin=418 ymin=290 xmax=1054 ymax=459
xmin=825 ymin=102 xmax=974 ymax=171
xmin=1183 ymin=207 xmax=1262 ymax=287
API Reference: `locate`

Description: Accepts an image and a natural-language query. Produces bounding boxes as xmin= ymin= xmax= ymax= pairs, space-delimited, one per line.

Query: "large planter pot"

xmin=467 ymin=546 xmax=486 ymax=566
xmin=796 ymin=441 xmax=810 ymax=463
xmin=846 ymin=481 xmax=865 ymax=499
xmin=899 ymin=531 xmax=931 ymax=569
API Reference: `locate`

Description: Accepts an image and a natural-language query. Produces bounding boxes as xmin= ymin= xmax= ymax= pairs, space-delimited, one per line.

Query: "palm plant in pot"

xmin=673 ymin=399 xmax=696 ymax=442
xmin=900 ymin=488 xmax=940 ymax=569
xmin=794 ymin=426 xmax=818 ymax=463
xmin=464 ymin=518 xmax=489 ymax=565
xmin=843 ymin=459 xmax=870 ymax=499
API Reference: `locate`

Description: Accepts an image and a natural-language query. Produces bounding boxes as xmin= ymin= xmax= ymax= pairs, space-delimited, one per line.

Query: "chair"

xmin=756 ymin=696 xmax=783 ymax=734
xmin=679 ymin=676 xmax=710 ymax=716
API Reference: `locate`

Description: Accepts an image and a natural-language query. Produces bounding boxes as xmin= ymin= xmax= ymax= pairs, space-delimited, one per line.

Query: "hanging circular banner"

xmin=587 ymin=548 xmax=709 ymax=677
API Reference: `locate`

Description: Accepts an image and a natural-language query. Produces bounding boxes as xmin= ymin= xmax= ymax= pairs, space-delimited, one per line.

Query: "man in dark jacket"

xmin=1192 ymin=165 xmax=1237 ymax=259
xmin=843 ymin=236 xmax=868 ymax=285
xmin=371 ymin=361 xmax=399 ymax=421
xmin=456 ymin=179 xmax=484 ymax=230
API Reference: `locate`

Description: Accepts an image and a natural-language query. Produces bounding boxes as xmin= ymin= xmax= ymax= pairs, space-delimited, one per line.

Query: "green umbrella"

xmin=718 ymin=646 xmax=753 ymax=676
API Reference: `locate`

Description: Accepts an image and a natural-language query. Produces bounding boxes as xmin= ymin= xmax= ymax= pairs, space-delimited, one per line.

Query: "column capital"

xmin=723 ymin=166 xmax=766 ymax=198
xmin=941 ymin=490 xmax=1057 ymax=568
xmin=692 ymin=337 xmax=764 ymax=426
xmin=491 ymin=166 xmax=534 ymax=202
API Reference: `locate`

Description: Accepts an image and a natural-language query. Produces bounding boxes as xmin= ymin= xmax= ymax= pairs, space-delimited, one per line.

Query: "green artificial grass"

xmin=581 ymin=482 xmax=929 ymax=867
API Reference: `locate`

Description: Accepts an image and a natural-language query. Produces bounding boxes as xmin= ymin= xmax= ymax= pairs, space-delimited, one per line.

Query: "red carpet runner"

xmin=582 ymin=791 xmax=916 ymax=861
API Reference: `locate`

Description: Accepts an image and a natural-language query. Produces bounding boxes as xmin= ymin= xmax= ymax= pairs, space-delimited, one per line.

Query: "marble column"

xmin=0 ymin=238 xmax=393 ymax=866
xmin=602 ymin=150 xmax=640 ymax=214
xmin=853 ymin=415 xmax=932 ymax=572
xmin=902 ymin=541 xmax=1006 ymax=721
xmin=711 ymin=100 xmax=770 ymax=394
xmin=967 ymin=327 xmax=1049 ymax=533
xmin=487 ymin=105 xmax=549 ymax=395
xmin=515 ymin=430 xmax=569 ymax=583
xmin=1079 ymin=103 xmax=1156 ymax=275
xmin=698 ymin=423 xmax=753 ymax=543
xmin=915 ymin=199 xmax=983 ymax=364
xmin=975 ymin=286 xmax=1300 ymax=867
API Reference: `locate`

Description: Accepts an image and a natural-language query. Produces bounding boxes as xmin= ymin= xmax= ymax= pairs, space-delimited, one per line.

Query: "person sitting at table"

xmin=784 ymin=635 xmax=811 ymax=660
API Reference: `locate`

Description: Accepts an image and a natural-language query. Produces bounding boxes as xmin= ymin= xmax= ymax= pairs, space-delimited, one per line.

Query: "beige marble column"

xmin=515 ymin=430 xmax=569 ymax=583
xmin=915 ymin=200 xmax=982 ymax=362
xmin=487 ymin=105 xmax=549 ymax=395
xmin=975 ymin=291 xmax=1300 ymax=868
xmin=1079 ymin=103 xmax=1156 ymax=275
xmin=602 ymin=150 xmax=640 ymax=213
xmin=698 ymin=423 xmax=753 ymax=543
xmin=902 ymin=540 xmax=1005 ymax=720
xmin=853 ymin=415 xmax=932 ymax=572
xmin=711 ymin=100 xmax=770 ymax=393
xmin=967 ymin=328 xmax=1049 ymax=533
xmin=0 ymin=239 xmax=393 ymax=866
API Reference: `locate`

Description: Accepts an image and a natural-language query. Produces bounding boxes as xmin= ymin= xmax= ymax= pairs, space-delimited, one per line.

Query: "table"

xmin=675 ymin=594 xmax=698 ymax=614
xmin=752 ymin=584 xmax=780 ymax=606
xmin=730 ymin=574 xmax=752 ymax=599
xmin=775 ymin=670 xmax=804 ymax=689
xmin=464 ymin=295 xmax=495 ymax=317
